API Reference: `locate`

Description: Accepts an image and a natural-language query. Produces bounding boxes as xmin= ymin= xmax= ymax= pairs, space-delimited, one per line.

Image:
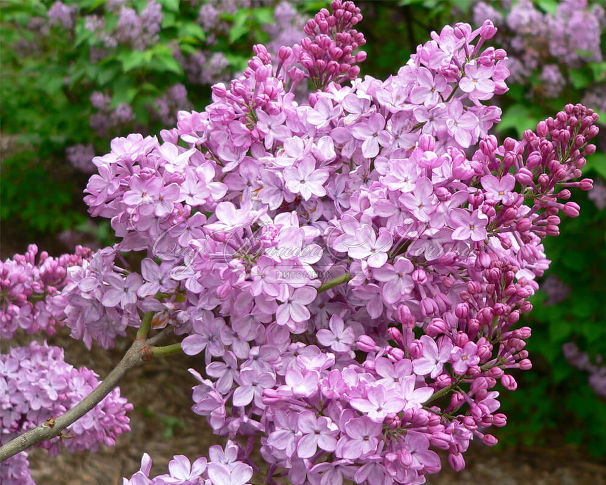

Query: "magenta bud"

xmin=355 ymin=50 xmax=367 ymax=63
xmin=488 ymin=367 xmax=504 ymax=379
xmin=478 ymin=18 xmax=495 ymax=35
xmin=412 ymin=268 xmax=427 ymax=284
xmin=455 ymin=303 xmax=470 ymax=319
xmin=516 ymin=168 xmax=534 ymax=185
xmin=278 ymin=45 xmax=292 ymax=61
xmin=579 ymin=178 xmax=593 ymax=191
xmin=493 ymin=413 xmax=507 ymax=427
xmin=462 ymin=416 xmax=477 ymax=428
xmin=483 ymin=434 xmax=498 ymax=446
xmin=519 ymin=359 xmax=532 ymax=370
xmin=557 ymin=189 xmax=571 ymax=199
xmin=563 ymin=201 xmax=580 ymax=217
xmin=418 ymin=133 xmax=435 ymax=151
xmin=397 ymin=305 xmax=415 ymax=327
xmin=435 ymin=374 xmax=452 ymax=388
xmin=478 ymin=252 xmax=492 ymax=268
xmin=409 ymin=340 xmax=423 ymax=359
xmin=388 ymin=347 xmax=405 ymax=360
xmin=501 ymin=374 xmax=517 ymax=390
xmin=357 ymin=335 xmax=377 ymax=352
xmin=467 ymin=319 xmax=480 ymax=339
xmin=448 ymin=453 xmax=465 ymax=472
xmin=515 ymin=326 xmax=531 ymax=339
xmin=450 ymin=392 xmax=465 ymax=408
xmin=388 ymin=326 xmax=404 ymax=346
xmin=456 ymin=331 xmax=469 ymax=347
xmin=426 ymin=318 xmax=448 ymax=337
xmin=477 ymin=345 xmax=492 ymax=362
xmin=536 ymin=121 xmax=548 ymax=137
xmin=478 ymin=307 xmax=494 ymax=325
xmin=520 ymin=301 xmax=533 ymax=313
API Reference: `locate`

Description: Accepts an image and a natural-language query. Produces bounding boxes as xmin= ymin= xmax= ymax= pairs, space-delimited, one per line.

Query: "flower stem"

xmin=150 ymin=343 xmax=182 ymax=358
xmin=136 ymin=312 xmax=154 ymax=340
xmin=317 ymin=273 xmax=352 ymax=293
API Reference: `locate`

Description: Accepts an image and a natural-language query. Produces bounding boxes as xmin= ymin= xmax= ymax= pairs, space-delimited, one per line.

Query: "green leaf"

xmin=224 ymin=52 xmax=249 ymax=72
xmin=118 ymin=50 xmax=153 ymax=72
xmin=586 ymin=153 xmax=606 ymax=179
xmin=589 ymin=62 xmax=606 ymax=82
xmin=535 ymin=0 xmax=558 ymax=15
xmin=252 ymin=7 xmax=274 ymax=25
xmin=159 ymin=0 xmax=180 ymax=12
xmin=161 ymin=12 xmax=176 ymax=28
xmin=452 ymin=0 xmax=474 ymax=13
xmin=151 ymin=45 xmax=183 ymax=74
xmin=229 ymin=9 xmax=251 ymax=43
xmin=110 ymin=78 xmax=138 ymax=107
xmin=498 ymin=104 xmax=541 ymax=137
xmin=569 ymin=68 xmax=591 ymax=89
xmin=96 ymin=64 xmax=120 ymax=86
xmin=178 ymin=22 xmax=205 ymax=42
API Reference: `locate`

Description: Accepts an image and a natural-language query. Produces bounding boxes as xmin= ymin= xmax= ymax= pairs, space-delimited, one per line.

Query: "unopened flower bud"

xmin=563 ymin=202 xmax=580 ymax=217
xmin=357 ymin=335 xmax=376 ymax=352
xmin=448 ymin=453 xmax=465 ymax=472
xmin=519 ymin=359 xmax=532 ymax=370
xmin=482 ymin=434 xmax=498 ymax=446
xmin=501 ymin=374 xmax=517 ymax=390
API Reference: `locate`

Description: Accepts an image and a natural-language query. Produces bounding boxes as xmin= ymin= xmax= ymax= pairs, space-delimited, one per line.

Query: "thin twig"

xmin=0 ymin=332 xmax=180 ymax=463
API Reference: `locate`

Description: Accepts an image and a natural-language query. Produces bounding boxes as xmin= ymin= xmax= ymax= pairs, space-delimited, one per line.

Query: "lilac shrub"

xmin=473 ymin=0 xmax=604 ymax=93
xmin=0 ymin=1 xmax=600 ymax=483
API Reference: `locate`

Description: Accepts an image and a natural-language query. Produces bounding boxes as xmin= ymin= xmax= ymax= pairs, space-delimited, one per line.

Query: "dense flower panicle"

xmin=78 ymin=3 xmax=595 ymax=481
xmin=0 ymin=342 xmax=132 ymax=482
xmin=473 ymin=0 xmax=604 ymax=96
xmin=0 ymin=244 xmax=92 ymax=340
xmin=3 ymin=1 xmax=600 ymax=484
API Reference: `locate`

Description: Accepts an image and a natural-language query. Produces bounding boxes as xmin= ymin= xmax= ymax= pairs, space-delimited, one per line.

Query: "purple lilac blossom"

xmin=2 ymin=1 xmax=600 ymax=483
xmin=0 ymin=341 xmax=132 ymax=483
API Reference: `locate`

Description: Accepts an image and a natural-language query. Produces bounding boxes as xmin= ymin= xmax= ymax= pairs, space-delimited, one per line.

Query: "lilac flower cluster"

xmin=0 ymin=341 xmax=132 ymax=483
xmin=48 ymin=1 xmax=76 ymax=31
xmin=84 ymin=0 xmax=163 ymax=51
xmin=3 ymin=1 xmax=598 ymax=483
xmin=154 ymin=84 xmax=194 ymax=126
xmin=0 ymin=244 xmax=92 ymax=340
xmin=123 ymin=441 xmax=253 ymax=485
xmin=473 ymin=0 xmax=604 ymax=98
xmin=89 ymin=91 xmax=136 ymax=138
xmin=66 ymin=143 xmax=96 ymax=173
xmin=588 ymin=177 xmax=606 ymax=209
xmin=265 ymin=1 xmax=307 ymax=55
xmin=540 ymin=274 xmax=571 ymax=305
xmin=179 ymin=0 xmax=306 ymax=88
xmin=197 ymin=0 xmax=274 ymax=44
xmin=562 ymin=342 xmax=606 ymax=397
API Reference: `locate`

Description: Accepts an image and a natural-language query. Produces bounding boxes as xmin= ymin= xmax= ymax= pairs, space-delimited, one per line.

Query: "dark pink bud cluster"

xmin=298 ymin=0 xmax=366 ymax=88
xmin=0 ymin=244 xmax=92 ymax=339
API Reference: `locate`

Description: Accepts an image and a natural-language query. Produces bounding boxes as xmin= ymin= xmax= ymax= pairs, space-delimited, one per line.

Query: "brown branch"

xmin=0 ymin=333 xmax=180 ymax=463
